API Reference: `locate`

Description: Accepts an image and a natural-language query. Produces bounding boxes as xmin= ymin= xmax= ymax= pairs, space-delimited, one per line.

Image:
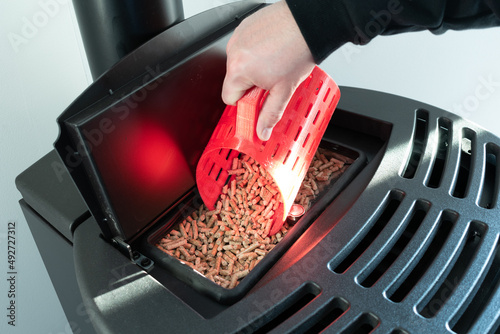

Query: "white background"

xmin=1 ymin=0 xmax=499 ymax=333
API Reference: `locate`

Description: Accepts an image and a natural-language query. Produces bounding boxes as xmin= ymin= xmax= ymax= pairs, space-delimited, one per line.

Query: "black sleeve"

xmin=285 ymin=0 xmax=500 ymax=63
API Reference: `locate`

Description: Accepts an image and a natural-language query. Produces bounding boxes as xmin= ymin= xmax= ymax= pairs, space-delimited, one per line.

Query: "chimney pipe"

xmin=72 ymin=0 xmax=184 ymax=80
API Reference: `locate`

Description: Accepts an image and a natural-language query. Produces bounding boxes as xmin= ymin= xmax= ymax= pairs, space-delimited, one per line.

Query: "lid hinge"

xmin=112 ymin=237 xmax=134 ymax=259
xmin=111 ymin=237 xmax=154 ymax=271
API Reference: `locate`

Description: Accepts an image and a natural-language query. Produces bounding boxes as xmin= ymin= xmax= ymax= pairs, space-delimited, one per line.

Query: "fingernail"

xmin=261 ymin=127 xmax=273 ymax=141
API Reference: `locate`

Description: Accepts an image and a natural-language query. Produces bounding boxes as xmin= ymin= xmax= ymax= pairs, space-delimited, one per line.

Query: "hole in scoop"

xmin=272 ymin=143 xmax=280 ymax=158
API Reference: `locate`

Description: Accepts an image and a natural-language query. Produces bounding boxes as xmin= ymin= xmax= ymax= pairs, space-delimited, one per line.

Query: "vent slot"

xmin=426 ymin=118 xmax=451 ymax=188
xmin=451 ymin=238 xmax=500 ymax=333
xmin=332 ymin=190 xmax=404 ymax=274
xmin=302 ymin=297 xmax=349 ymax=333
xmin=478 ymin=143 xmax=499 ymax=209
xmin=271 ymin=143 xmax=280 ymax=158
xmin=215 ymin=168 xmax=223 ymax=182
xmin=359 ymin=200 xmax=430 ymax=288
xmin=242 ymin=283 xmax=320 ymax=334
xmin=207 ymin=162 xmax=216 ymax=177
xmin=313 ymin=110 xmax=321 ymax=125
xmin=294 ymin=96 xmax=303 ymax=110
xmin=417 ymin=221 xmax=487 ymax=318
xmin=452 ymin=129 xmax=475 ymax=198
xmin=284 ymin=119 xmax=292 ymax=135
xmin=294 ymin=126 xmax=303 ymax=142
xmin=305 ymin=103 xmax=313 ymax=118
xmin=391 ymin=330 xmax=410 ymax=334
xmin=340 ymin=313 xmax=380 ymax=334
xmin=388 ymin=210 xmax=457 ymax=303
xmin=402 ymin=109 xmax=429 ymax=179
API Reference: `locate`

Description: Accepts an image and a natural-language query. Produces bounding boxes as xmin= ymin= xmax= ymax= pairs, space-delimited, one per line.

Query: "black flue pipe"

xmin=72 ymin=0 xmax=184 ymax=80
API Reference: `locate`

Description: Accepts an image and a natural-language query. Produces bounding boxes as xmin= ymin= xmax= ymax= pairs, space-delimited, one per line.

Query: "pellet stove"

xmin=16 ymin=1 xmax=500 ymax=333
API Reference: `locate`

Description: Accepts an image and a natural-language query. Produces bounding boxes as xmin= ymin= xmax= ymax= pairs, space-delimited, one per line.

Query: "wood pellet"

xmin=294 ymin=147 xmax=353 ymax=210
xmin=156 ymin=147 xmax=353 ymax=288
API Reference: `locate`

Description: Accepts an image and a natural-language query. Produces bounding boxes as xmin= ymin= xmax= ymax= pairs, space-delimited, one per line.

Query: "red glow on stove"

xmin=135 ymin=127 xmax=170 ymax=180
xmin=120 ymin=119 xmax=192 ymax=191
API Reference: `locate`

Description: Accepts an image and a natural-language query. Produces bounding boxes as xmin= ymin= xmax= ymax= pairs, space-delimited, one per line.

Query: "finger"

xmin=221 ymin=73 xmax=254 ymax=106
xmin=256 ymin=83 xmax=294 ymax=141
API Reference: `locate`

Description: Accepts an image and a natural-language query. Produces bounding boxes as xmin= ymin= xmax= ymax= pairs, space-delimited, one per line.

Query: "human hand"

xmin=222 ymin=1 xmax=315 ymax=141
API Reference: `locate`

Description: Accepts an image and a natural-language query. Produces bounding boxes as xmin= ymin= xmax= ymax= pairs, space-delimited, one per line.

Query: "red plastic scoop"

xmin=196 ymin=66 xmax=340 ymax=235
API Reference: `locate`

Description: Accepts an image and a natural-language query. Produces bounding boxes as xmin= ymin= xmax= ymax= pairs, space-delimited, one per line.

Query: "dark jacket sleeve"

xmin=285 ymin=0 xmax=500 ymax=63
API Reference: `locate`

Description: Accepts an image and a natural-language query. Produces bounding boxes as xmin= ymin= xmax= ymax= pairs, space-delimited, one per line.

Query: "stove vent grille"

xmin=330 ymin=109 xmax=500 ymax=333
xmin=265 ymin=106 xmax=500 ymax=333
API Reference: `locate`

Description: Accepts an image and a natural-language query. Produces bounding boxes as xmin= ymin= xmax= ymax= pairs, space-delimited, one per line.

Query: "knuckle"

xmin=263 ymin=109 xmax=285 ymax=126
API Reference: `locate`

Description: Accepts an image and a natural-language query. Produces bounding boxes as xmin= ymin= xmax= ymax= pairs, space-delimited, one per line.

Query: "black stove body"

xmin=16 ymin=2 xmax=500 ymax=334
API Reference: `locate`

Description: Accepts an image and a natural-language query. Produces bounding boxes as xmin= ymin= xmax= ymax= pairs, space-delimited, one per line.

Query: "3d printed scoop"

xmin=196 ymin=66 xmax=340 ymax=235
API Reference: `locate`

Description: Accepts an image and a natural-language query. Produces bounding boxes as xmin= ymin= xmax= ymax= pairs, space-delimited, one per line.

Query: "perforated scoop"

xmin=196 ymin=66 xmax=340 ymax=235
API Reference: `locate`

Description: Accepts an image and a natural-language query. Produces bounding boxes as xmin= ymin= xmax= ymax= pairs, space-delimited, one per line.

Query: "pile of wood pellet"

xmin=295 ymin=147 xmax=354 ymax=210
xmin=156 ymin=148 xmax=353 ymax=289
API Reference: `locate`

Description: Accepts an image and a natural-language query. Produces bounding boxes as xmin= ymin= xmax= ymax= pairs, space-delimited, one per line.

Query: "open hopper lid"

xmin=54 ymin=2 xmax=265 ymax=244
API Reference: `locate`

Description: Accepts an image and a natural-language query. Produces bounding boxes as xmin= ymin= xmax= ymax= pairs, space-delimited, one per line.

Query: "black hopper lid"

xmin=54 ymin=2 xmax=265 ymax=243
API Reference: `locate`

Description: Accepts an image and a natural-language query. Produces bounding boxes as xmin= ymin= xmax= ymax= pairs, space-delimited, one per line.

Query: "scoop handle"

xmin=235 ymin=87 xmax=267 ymax=141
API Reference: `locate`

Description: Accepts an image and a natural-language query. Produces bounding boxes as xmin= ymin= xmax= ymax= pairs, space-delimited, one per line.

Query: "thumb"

xmin=221 ymin=76 xmax=254 ymax=106
xmin=256 ymin=84 xmax=294 ymax=141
